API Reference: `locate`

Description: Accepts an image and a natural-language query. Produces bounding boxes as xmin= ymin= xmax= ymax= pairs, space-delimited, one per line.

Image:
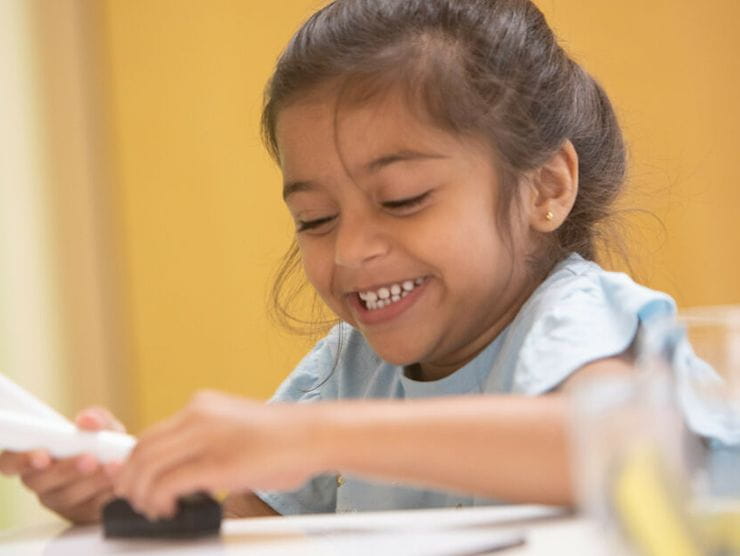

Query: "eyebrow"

xmin=282 ymin=180 xmax=315 ymax=201
xmin=365 ymin=150 xmax=447 ymax=174
xmin=282 ymin=150 xmax=447 ymax=200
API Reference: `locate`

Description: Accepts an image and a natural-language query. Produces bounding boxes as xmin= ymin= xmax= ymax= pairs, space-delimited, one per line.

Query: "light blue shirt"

xmin=256 ymin=253 xmax=735 ymax=514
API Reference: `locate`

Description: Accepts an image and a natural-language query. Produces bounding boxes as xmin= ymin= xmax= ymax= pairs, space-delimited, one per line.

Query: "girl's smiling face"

xmin=277 ymin=87 xmax=539 ymax=380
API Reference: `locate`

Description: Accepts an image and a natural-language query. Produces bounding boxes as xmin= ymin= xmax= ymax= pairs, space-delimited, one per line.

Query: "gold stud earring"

xmin=545 ymin=210 xmax=554 ymax=221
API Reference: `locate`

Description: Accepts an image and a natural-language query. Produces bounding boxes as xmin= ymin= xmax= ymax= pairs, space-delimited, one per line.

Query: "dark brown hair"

xmin=264 ymin=0 xmax=626 ymax=336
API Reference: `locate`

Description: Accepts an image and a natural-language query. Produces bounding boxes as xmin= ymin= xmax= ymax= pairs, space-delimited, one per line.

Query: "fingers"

xmin=2 ymin=406 xmax=123 ymax=476
xmin=53 ymin=488 xmax=115 ymax=525
xmin=0 ymin=404 xmax=122 ymax=526
xmin=21 ymin=455 xmax=98 ymax=494
xmin=75 ymin=406 xmax=125 ymax=432
xmin=123 ymin=436 xmax=198 ymax=509
xmin=38 ymin=469 xmax=113 ymax=512
xmin=122 ymin=406 xmax=187 ymax=454
xmin=29 ymin=450 xmax=52 ymax=471
xmin=0 ymin=450 xmax=51 ymax=476
xmin=103 ymin=461 xmax=123 ymax=479
xmin=113 ymin=392 xmax=264 ymax=519
xmin=144 ymin=457 xmax=215 ymax=519
xmin=114 ymin=399 xmax=206 ymax=502
xmin=17 ymin=456 xmax=114 ymax=524
xmin=75 ymin=454 xmax=99 ymax=474
xmin=115 ymin=422 xmax=203 ymax=514
xmin=47 ymin=482 xmax=116 ymax=525
xmin=79 ymin=487 xmax=117 ymax=524
xmin=0 ymin=451 xmax=30 ymax=475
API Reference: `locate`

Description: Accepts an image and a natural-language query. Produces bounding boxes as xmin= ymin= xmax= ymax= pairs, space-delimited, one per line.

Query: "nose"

xmin=333 ymin=214 xmax=390 ymax=269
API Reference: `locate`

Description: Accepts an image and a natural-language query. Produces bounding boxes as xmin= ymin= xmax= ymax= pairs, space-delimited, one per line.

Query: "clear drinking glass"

xmin=569 ymin=316 xmax=710 ymax=555
xmin=679 ymin=306 xmax=740 ymax=553
xmin=679 ymin=307 xmax=740 ymax=495
xmin=571 ymin=310 xmax=740 ymax=555
xmin=569 ymin=367 xmax=693 ymax=554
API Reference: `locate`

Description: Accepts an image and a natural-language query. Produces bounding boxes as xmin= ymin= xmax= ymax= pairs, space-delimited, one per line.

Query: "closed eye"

xmin=296 ymin=215 xmax=336 ymax=233
xmin=381 ymin=191 xmax=431 ymax=211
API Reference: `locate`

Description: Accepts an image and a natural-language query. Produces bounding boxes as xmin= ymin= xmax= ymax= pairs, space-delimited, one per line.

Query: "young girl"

xmin=0 ymin=0 xmax=719 ymax=523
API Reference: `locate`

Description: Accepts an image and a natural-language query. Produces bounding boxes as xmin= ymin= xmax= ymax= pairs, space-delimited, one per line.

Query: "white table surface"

xmin=0 ymin=505 xmax=607 ymax=555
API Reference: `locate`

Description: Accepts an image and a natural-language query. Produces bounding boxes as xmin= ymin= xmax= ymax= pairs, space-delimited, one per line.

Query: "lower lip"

xmin=349 ymin=280 xmax=428 ymax=326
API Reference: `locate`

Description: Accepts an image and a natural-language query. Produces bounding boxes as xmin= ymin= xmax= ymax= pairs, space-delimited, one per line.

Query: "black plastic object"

xmin=102 ymin=492 xmax=222 ymax=538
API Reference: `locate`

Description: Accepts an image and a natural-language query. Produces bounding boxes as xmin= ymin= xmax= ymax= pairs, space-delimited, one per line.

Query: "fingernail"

xmin=77 ymin=455 xmax=98 ymax=475
xmin=104 ymin=462 xmax=123 ymax=478
xmin=80 ymin=414 xmax=101 ymax=428
xmin=30 ymin=452 xmax=50 ymax=470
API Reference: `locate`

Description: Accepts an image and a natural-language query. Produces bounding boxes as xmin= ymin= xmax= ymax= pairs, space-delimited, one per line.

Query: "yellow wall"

xmin=539 ymin=0 xmax=740 ymax=304
xmin=99 ymin=1 xmax=326 ymax=430
xmin=98 ymin=1 xmax=740 ymax=431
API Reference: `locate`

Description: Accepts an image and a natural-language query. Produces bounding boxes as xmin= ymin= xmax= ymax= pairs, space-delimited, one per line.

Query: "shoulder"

xmin=270 ymin=323 xmax=380 ymax=403
xmin=522 ymin=254 xmax=676 ymax=331
xmin=500 ymin=254 xmax=677 ymax=394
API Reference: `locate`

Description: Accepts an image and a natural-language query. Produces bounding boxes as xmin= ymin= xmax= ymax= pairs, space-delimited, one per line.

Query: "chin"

xmin=359 ymin=327 xmax=435 ymax=366
xmin=367 ymin=342 xmax=424 ymax=367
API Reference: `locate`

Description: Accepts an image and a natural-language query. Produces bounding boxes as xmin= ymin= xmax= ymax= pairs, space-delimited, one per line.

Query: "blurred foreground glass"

xmin=680 ymin=307 xmax=740 ymax=553
xmin=570 ymin=365 xmax=698 ymax=555
xmin=570 ymin=310 xmax=740 ymax=555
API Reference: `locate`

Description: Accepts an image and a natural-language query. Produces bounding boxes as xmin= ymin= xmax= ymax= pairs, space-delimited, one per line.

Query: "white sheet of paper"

xmin=2 ymin=507 xmax=546 ymax=555
xmin=220 ymin=504 xmax=564 ymax=535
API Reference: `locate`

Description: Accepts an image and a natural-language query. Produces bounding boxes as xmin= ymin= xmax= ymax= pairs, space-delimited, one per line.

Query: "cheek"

xmin=299 ymin=240 xmax=352 ymax=321
xmin=298 ymin=239 xmax=333 ymax=296
xmin=432 ymin=201 xmax=502 ymax=260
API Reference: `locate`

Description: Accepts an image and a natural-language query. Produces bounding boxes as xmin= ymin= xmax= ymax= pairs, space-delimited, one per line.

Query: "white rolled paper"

xmin=0 ymin=409 xmax=135 ymax=463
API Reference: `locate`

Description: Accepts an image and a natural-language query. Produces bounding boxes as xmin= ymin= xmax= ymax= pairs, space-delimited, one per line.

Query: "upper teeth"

xmin=358 ymin=278 xmax=425 ymax=310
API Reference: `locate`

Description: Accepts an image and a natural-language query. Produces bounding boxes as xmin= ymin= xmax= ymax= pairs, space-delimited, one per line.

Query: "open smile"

xmin=348 ymin=276 xmax=429 ymax=325
xmin=357 ymin=276 xmax=427 ymax=310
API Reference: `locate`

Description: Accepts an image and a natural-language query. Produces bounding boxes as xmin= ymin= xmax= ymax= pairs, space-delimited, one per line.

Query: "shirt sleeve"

xmin=673 ymin=332 xmax=740 ymax=446
xmin=506 ymin=257 xmax=740 ymax=448
xmin=254 ymin=325 xmax=343 ymax=515
xmin=507 ymin=261 xmax=676 ymax=394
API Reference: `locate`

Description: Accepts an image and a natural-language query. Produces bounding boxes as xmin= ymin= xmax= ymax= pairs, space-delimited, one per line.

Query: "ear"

xmin=526 ymin=140 xmax=579 ymax=232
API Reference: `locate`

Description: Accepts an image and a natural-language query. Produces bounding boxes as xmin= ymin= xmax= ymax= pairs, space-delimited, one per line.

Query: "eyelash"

xmin=381 ymin=191 xmax=431 ymax=211
xmin=296 ymin=191 xmax=431 ymax=233
xmin=296 ymin=215 xmax=336 ymax=232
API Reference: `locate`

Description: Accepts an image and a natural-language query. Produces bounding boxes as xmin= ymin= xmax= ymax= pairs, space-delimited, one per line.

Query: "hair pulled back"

xmin=264 ymin=0 xmax=626 ymax=335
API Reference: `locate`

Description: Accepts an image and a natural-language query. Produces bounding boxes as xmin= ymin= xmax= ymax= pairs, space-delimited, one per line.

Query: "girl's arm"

xmin=325 ymin=354 xmax=631 ymax=506
xmin=315 ymin=394 xmax=571 ymax=505
xmin=114 ymin=356 xmax=631 ymax=519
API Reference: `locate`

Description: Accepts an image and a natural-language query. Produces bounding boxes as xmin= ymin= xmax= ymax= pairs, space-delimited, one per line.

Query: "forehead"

xmin=274 ymin=83 xmax=486 ymax=180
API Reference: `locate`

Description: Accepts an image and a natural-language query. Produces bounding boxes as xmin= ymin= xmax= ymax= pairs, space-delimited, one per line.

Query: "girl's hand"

xmin=0 ymin=407 xmax=124 ymax=524
xmin=114 ymin=390 xmax=320 ymax=520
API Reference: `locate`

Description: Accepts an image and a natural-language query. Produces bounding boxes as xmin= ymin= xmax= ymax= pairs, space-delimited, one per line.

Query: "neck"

xmin=414 ymin=274 xmax=541 ymax=382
